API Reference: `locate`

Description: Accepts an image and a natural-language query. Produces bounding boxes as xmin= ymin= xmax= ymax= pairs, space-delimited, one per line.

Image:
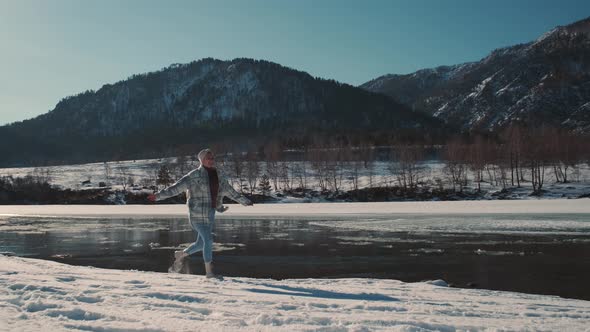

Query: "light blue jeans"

xmin=184 ymin=208 xmax=215 ymax=263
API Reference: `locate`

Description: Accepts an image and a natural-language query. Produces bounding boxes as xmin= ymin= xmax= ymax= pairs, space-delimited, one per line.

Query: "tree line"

xmin=154 ymin=124 xmax=589 ymax=197
xmin=1 ymin=123 xmax=588 ymax=204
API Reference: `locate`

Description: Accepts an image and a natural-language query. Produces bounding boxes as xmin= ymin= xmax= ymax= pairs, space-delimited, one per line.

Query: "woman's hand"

xmin=216 ymin=206 xmax=229 ymax=213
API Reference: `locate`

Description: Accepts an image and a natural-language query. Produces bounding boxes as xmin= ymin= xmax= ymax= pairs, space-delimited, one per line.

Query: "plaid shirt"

xmin=155 ymin=166 xmax=249 ymax=225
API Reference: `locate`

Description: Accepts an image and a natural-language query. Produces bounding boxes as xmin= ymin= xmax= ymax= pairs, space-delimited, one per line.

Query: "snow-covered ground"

xmin=1 ymin=199 xmax=590 ymax=219
xmin=2 ymin=255 xmax=590 ymax=332
xmin=1 ymin=158 xmax=589 ymax=200
xmin=0 ymin=157 xmax=171 ymax=191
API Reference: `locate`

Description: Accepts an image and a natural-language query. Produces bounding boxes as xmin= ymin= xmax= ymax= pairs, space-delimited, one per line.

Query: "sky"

xmin=0 ymin=0 xmax=589 ymax=125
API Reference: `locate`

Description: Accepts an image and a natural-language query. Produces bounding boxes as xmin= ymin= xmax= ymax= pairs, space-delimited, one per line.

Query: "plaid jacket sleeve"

xmin=220 ymin=177 xmax=251 ymax=205
xmin=155 ymin=173 xmax=193 ymax=201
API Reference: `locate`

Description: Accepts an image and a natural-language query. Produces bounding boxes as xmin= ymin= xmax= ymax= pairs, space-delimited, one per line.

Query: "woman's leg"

xmin=182 ymin=210 xmax=215 ymax=259
xmin=196 ymin=209 xmax=216 ymax=264
xmin=203 ymin=209 xmax=220 ymax=278
xmin=195 ymin=223 xmax=213 ymax=263
xmin=183 ymin=232 xmax=204 ymax=256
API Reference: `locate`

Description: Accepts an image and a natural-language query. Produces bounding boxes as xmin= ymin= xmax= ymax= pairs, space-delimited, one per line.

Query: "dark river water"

xmin=1 ymin=214 xmax=590 ymax=300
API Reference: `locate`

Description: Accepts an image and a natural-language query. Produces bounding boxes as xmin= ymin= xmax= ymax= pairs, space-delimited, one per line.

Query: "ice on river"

xmin=310 ymin=214 xmax=590 ymax=236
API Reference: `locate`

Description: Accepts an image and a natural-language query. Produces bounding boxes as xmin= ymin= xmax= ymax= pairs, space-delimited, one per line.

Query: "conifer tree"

xmin=156 ymin=165 xmax=173 ymax=188
xmin=259 ymin=174 xmax=272 ymax=196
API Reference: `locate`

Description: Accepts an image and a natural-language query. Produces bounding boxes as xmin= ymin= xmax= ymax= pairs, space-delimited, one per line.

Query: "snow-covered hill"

xmin=0 ymin=58 xmax=442 ymax=167
xmin=362 ymin=16 xmax=590 ymax=132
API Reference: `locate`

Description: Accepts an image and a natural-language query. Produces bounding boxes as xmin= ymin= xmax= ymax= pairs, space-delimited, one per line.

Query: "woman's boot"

xmin=204 ymin=262 xmax=222 ymax=279
xmin=174 ymin=250 xmax=188 ymax=260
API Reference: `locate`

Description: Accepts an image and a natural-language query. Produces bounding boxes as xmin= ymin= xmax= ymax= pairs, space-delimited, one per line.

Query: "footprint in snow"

xmin=124 ymin=280 xmax=150 ymax=288
xmin=56 ymin=276 xmax=76 ymax=282
xmin=75 ymin=295 xmax=104 ymax=304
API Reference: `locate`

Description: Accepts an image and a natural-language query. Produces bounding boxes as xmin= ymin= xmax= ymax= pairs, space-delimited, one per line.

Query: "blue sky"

xmin=0 ymin=0 xmax=588 ymax=125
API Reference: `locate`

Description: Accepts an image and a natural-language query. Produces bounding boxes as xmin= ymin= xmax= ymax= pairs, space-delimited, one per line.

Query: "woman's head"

xmin=198 ymin=148 xmax=215 ymax=168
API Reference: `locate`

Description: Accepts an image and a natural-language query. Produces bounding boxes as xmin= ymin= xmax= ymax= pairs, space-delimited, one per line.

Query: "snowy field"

xmin=1 ymin=157 xmax=589 ymax=200
xmin=2 ymin=255 xmax=590 ymax=332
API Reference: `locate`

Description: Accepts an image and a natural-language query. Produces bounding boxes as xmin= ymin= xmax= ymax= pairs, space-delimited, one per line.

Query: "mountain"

xmin=0 ymin=58 xmax=444 ymax=166
xmin=361 ymin=17 xmax=590 ymax=133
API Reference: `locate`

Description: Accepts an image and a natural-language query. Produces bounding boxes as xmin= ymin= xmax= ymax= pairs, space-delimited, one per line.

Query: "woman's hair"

xmin=197 ymin=148 xmax=213 ymax=163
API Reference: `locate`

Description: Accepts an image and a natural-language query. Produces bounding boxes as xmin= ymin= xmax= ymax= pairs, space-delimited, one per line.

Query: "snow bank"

xmin=1 ymin=255 xmax=589 ymax=331
xmin=0 ymin=199 xmax=589 ymax=219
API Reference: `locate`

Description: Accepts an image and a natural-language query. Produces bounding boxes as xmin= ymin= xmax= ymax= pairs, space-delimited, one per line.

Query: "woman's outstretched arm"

xmin=221 ymin=179 xmax=253 ymax=206
xmin=151 ymin=173 xmax=193 ymax=201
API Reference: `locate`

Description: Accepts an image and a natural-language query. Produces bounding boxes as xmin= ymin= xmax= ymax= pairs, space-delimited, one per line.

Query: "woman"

xmin=148 ymin=148 xmax=252 ymax=278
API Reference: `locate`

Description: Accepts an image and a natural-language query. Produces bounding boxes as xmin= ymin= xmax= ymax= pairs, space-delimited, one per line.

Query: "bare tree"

xmin=550 ymin=129 xmax=582 ymax=183
xmin=31 ymin=167 xmax=53 ymax=185
xmin=486 ymin=142 xmax=510 ymax=189
xmin=264 ymin=142 xmax=281 ymax=191
xmin=442 ymin=138 xmax=468 ymax=193
xmin=467 ymin=136 xmax=487 ymax=192
xmin=501 ymin=123 xmax=525 ymax=187
xmin=308 ymin=145 xmax=327 ymax=191
xmin=279 ymin=161 xmax=291 ymax=191
xmin=117 ymin=166 xmax=135 ymax=191
xmin=350 ymin=159 xmax=363 ymax=191
xmin=343 ymin=145 xmax=362 ymax=191
xmin=323 ymin=145 xmax=345 ymax=192
xmin=359 ymin=143 xmax=375 ymax=189
xmin=300 ymin=147 xmax=309 ymax=190
xmin=230 ymin=151 xmax=245 ymax=193
xmin=139 ymin=177 xmax=154 ymax=189
xmin=245 ymin=151 xmax=260 ymax=195
xmin=103 ymin=162 xmax=112 ymax=185
xmin=291 ymin=162 xmax=306 ymax=189
xmin=523 ymin=126 xmax=550 ymax=194
xmin=389 ymin=145 xmax=425 ymax=191
xmin=214 ymin=150 xmax=230 ymax=180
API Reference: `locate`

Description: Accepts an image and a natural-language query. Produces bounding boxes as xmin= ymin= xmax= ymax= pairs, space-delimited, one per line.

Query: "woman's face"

xmin=202 ymin=152 xmax=215 ymax=168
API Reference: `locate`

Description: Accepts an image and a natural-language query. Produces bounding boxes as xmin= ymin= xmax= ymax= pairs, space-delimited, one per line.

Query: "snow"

xmin=360 ymin=74 xmax=397 ymax=91
xmin=433 ymin=102 xmax=449 ymax=117
xmin=530 ymin=27 xmax=559 ymax=48
xmin=235 ymin=70 xmax=258 ymax=92
xmin=439 ymin=62 xmax=476 ymax=81
xmin=1 ymin=199 xmax=589 ymax=219
xmin=494 ymin=76 xmax=522 ymax=96
xmin=2 ymin=255 xmax=590 ymax=332
xmin=410 ymin=64 xmax=472 ymax=83
xmin=163 ymin=62 xmax=215 ymax=110
xmin=0 ymin=157 xmax=182 ymax=191
xmin=465 ymin=73 xmax=498 ymax=101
